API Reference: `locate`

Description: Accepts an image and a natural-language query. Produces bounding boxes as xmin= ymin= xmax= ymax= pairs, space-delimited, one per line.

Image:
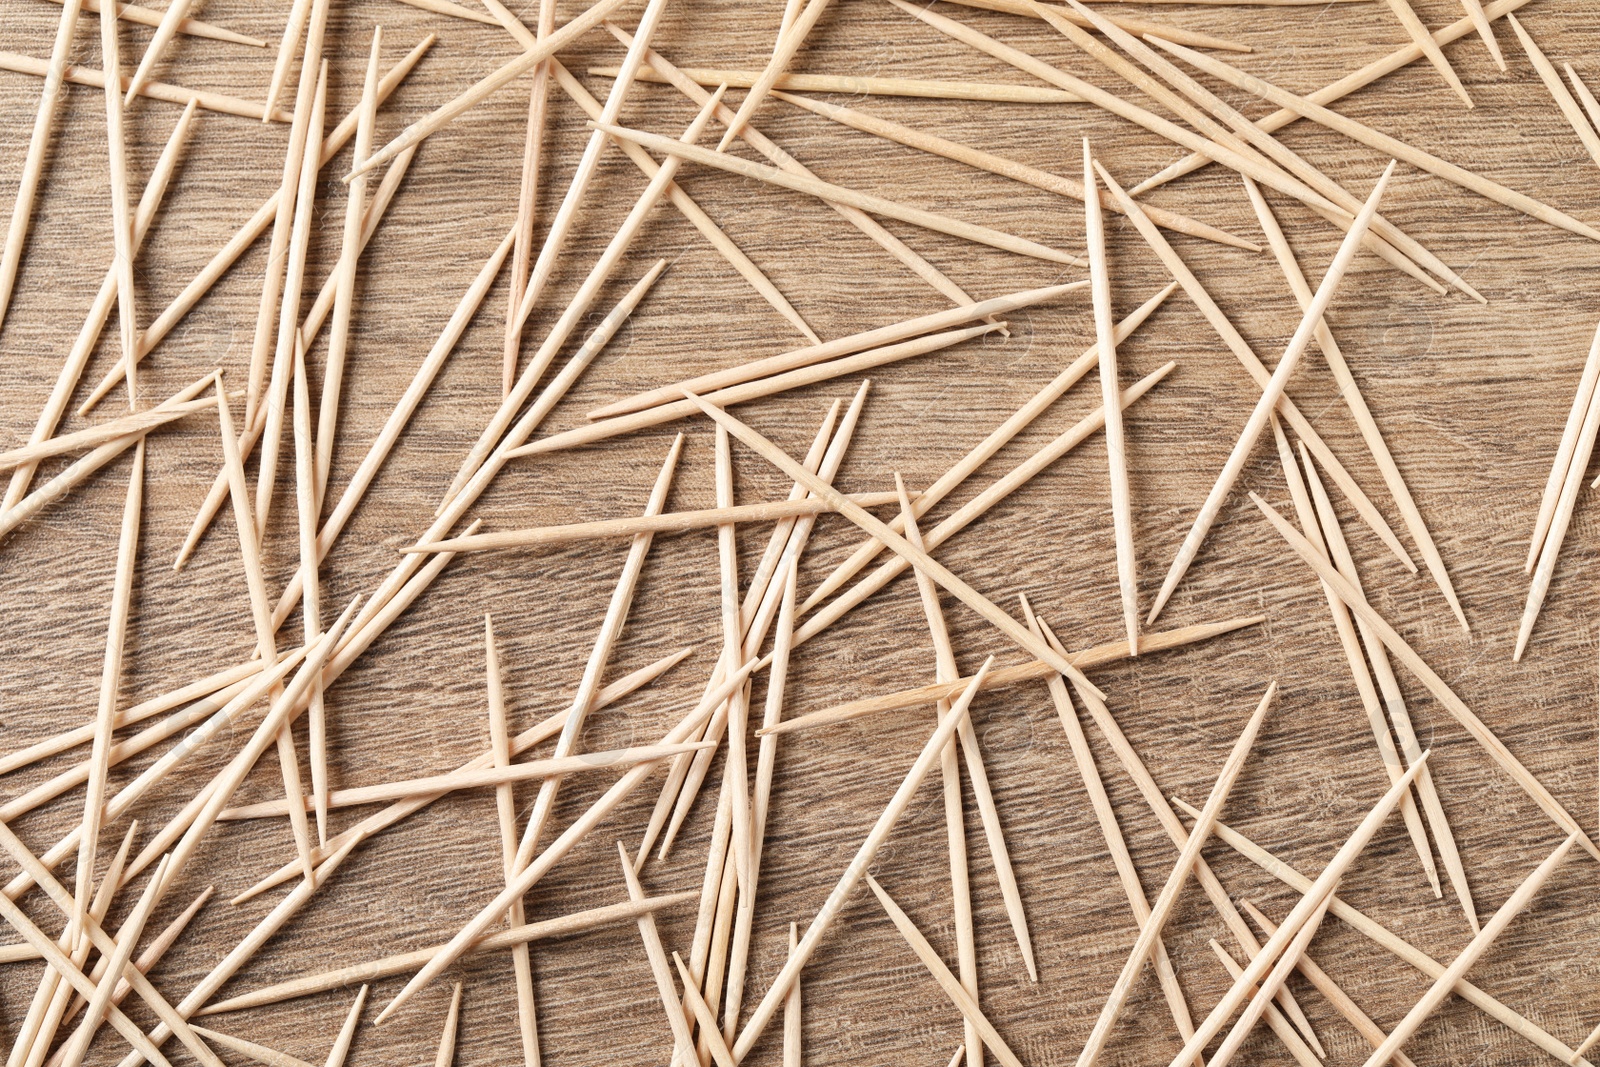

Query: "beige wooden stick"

xmin=1457 ymin=0 xmax=1507 ymax=68
xmin=216 ymin=743 xmax=714 ymax=819
xmin=372 ymin=666 xmax=760 ymax=1022
xmin=674 ymin=953 xmax=739 ymax=1067
xmin=1534 ymin=327 xmax=1600 ymax=558
xmin=598 ymin=122 xmax=1082 ymax=266
xmin=1242 ymin=175 xmax=1466 ymax=629
xmin=1252 ymin=490 xmax=1600 ymax=860
xmin=768 ymin=616 xmax=1262 ymax=736
xmin=773 ymin=90 xmax=1253 ymax=249
xmin=316 ymin=26 xmax=384 ymax=504
xmin=548 ymin=61 xmax=817 ymax=346
xmin=1575 ymin=1022 xmax=1600 ymax=1066
xmin=1084 ymin=140 xmax=1138 ymax=652
xmin=605 ymin=27 xmax=998 ymax=328
xmin=868 ymin=876 xmax=1025 ymax=1067
xmin=1511 ymin=16 xmax=1600 ymax=175
xmin=408 ymin=492 xmax=912 ymax=553
xmin=434 ymin=984 xmax=463 ymax=1067
xmin=291 ymin=333 xmax=329 ymax=848
xmin=42 ymin=0 xmax=265 ymax=46
xmin=1518 ymin=355 xmax=1600 ymax=653
xmin=721 ymin=663 xmax=993 ymax=1061
xmin=797 ymin=288 xmax=1170 ymax=614
xmin=1072 ymin=683 xmax=1275 ymax=1067
xmin=1360 ymin=834 xmax=1580 ymax=1067
xmin=1132 ymin=0 xmax=1533 ymax=193
xmin=599 ymin=64 xmax=1081 ymax=102
xmin=82 ymin=38 xmax=437 ymax=417
xmin=56 ymin=854 xmax=171 ymax=1067
xmin=716 ymin=0 xmax=836 ymax=149
xmin=1205 ymin=941 xmax=1320 ymax=1067
xmin=690 ymin=396 xmax=1108 ymax=699
xmin=1566 ymin=64 xmax=1600 ymax=147
xmin=519 ymin=324 xmax=999 ymax=460
xmin=1150 ymin=36 xmax=1600 ymax=242
xmin=263 ymin=0 xmax=313 ymax=121
xmin=0 ymin=394 xmax=218 ymax=472
xmin=1148 ymin=162 xmax=1394 ymax=624
xmin=1022 ymin=604 xmax=1199 ymax=1061
xmin=1206 ymin=885 xmax=1337 ymax=1067
xmin=591 ymin=281 xmax=1080 ymax=420
xmin=1091 ymin=159 xmax=1414 ymax=572
xmin=124 ymin=0 xmax=196 ymax=102
xmin=202 ymin=892 xmax=695 ymax=1016
xmin=1234 ymin=901 xmax=1414 ymax=1067
xmin=618 ymin=845 xmax=696 ymax=1063
xmin=1299 ymin=441 xmax=1477 ymax=931
xmin=440 ymin=90 xmax=732 ymax=506
xmin=4 ymin=100 xmax=197 ymax=510
xmin=188 ymin=1029 xmax=314 ymax=1067
xmin=72 ymin=441 xmax=145 ymax=934
xmin=1162 ymin=759 xmax=1430 ymax=1067
xmin=353 ymin=0 xmax=636 ymax=179
xmin=939 ymin=0 xmax=1245 ymax=50
xmin=784 ymin=923 xmax=801 ymax=1067
xmin=391 ymin=0 xmax=502 ymax=22
xmin=1384 ymin=0 xmax=1472 ymax=105
xmin=1190 ymin=807 xmax=1591 ymax=1067
xmin=1269 ymin=415 xmax=1442 ymax=901
xmin=900 ymin=477 xmax=1036 ymax=982
xmin=1058 ymin=0 xmax=1476 ymax=302
xmin=99 ymin=4 xmax=139 ymax=407
xmin=0 ymin=0 xmax=81 ymax=335
xmin=323 ymin=986 xmax=367 ymax=1067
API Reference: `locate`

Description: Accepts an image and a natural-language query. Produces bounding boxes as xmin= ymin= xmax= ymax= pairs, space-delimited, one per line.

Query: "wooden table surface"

xmin=4 ymin=0 xmax=1600 ymax=1063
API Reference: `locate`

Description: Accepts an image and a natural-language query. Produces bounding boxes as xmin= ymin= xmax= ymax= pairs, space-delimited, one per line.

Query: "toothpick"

xmin=599 ymin=64 xmax=1080 ymax=101
xmin=589 ymin=281 xmax=1081 ymax=420
xmin=1384 ymin=0 xmax=1473 ymax=105
xmin=1192 ymin=805 xmax=1592 ymax=1066
xmin=1252 ymin=490 xmax=1600 ymax=860
xmin=715 ymin=0 xmax=836 ymax=149
xmin=1575 ymin=1021 xmax=1600 ymax=1067
xmin=1566 ymin=64 xmax=1600 ymax=149
xmin=723 ymin=663 xmax=994 ymax=1061
xmin=1205 ymin=941 xmax=1320 ymax=1067
xmin=786 ymin=362 xmax=1176 ymax=660
xmin=390 ymin=0 xmax=502 ymax=23
xmin=784 ymin=923 xmax=801 ymax=1067
xmin=291 ymin=334 xmax=328 ymax=847
xmin=715 ymin=426 xmax=755 ymax=906
xmin=901 ymin=478 xmax=1035 ymax=981
xmin=1205 ymin=886 xmax=1337 ymax=1067
xmin=0 ymin=0 xmax=82 ymax=337
xmin=674 ymin=954 xmax=739 ymax=1067
xmin=938 ymin=0 xmax=1246 ymax=50
xmin=316 ymin=26 xmax=384 ymax=503
xmin=189 ymin=1027 xmax=315 ymax=1067
xmin=1298 ymin=441 xmax=1477 ymax=932
xmin=1269 ymin=413 xmax=1442 ymax=903
xmin=72 ymin=441 xmax=144 ymax=938
xmin=766 ymin=616 xmax=1264 ymax=736
xmin=0 ymin=394 xmax=218 ymax=472
xmin=1148 ymin=162 xmax=1395 ymax=625
xmin=604 ymin=26 xmax=995 ymax=322
xmin=440 ymin=87 xmax=732 ymax=505
xmin=596 ymin=122 xmax=1083 ymax=266
xmin=485 ymin=618 xmax=540 ymax=1067
xmin=1057 ymin=0 xmax=1477 ymax=301
xmin=1090 ymin=159 xmax=1415 ymax=572
xmin=771 ymin=90 xmax=1254 ymax=249
xmin=199 ymin=891 xmax=697 ymax=1016
xmin=3 ymin=100 xmax=196 ymax=510
xmin=1457 ymin=0 xmax=1507 ymax=69
xmin=867 ymin=876 xmax=1025 ymax=1067
xmin=41 ymin=0 xmax=266 ymax=47
xmin=796 ymin=287 xmax=1171 ymax=614
xmin=124 ymin=0 xmax=196 ymax=103
xmin=1513 ymin=15 xmax=1600 ymax=177
xmin=618 ymin=845 xmax=696 ymax=1063
xmin=1132 ymin=0 xmax=1532 ymax=192
xmin=323 ymin=987 xmax=367 ymax=1067
xmin=1358 ymin=835 xmax=1580 ymax=1067
xmin=1021 ymin=603 xmax=1199 ymax=1061
xmin=1243 ymin=175 xmax=1467 ymax=627
xmin=1149 ymin=36 xmax=1600 ymax=242
xmin=433 ymin=984 xmax=463 ymax=1067
xmin=99 ymin=4 xmax=139 ymax=408
xmin=1072 ymin=683 xmax=1275 ymax=1067
xmin=1533 ymin=327 xmax=1600 ymax=561
xmin=407 ymin=492 xmax=913 ymax=553
xmin=262 ymin=0 xmax=312 ymax=121
xmin=1162 ymin=758 xmax=1430 ymax=1067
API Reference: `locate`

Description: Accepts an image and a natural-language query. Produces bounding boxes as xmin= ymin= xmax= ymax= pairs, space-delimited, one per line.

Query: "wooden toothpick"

xmin=1383 ymin=0 xmax=1473 ymax=106
xmin=617 ymin=845 xmax=696 ymax=1063
xmin=596 ymin=64 xmax=1082 ymax=102
xmin=1204 ymin=940 xmax=1320 ymax=1067
xmin=434 ymin=984 xmax=463 ymax=1067
xmin=323 ymin=986 xmax=368 ymax=1067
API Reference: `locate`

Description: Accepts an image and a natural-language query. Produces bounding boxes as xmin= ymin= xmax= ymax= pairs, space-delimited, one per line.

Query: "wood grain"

xmin=2 ymin=1 xmax=1600 ymax=1064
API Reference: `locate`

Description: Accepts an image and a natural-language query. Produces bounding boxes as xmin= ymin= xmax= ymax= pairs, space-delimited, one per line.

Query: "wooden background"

xmin=4 ymin=0 xmax=1600 ymax=1063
